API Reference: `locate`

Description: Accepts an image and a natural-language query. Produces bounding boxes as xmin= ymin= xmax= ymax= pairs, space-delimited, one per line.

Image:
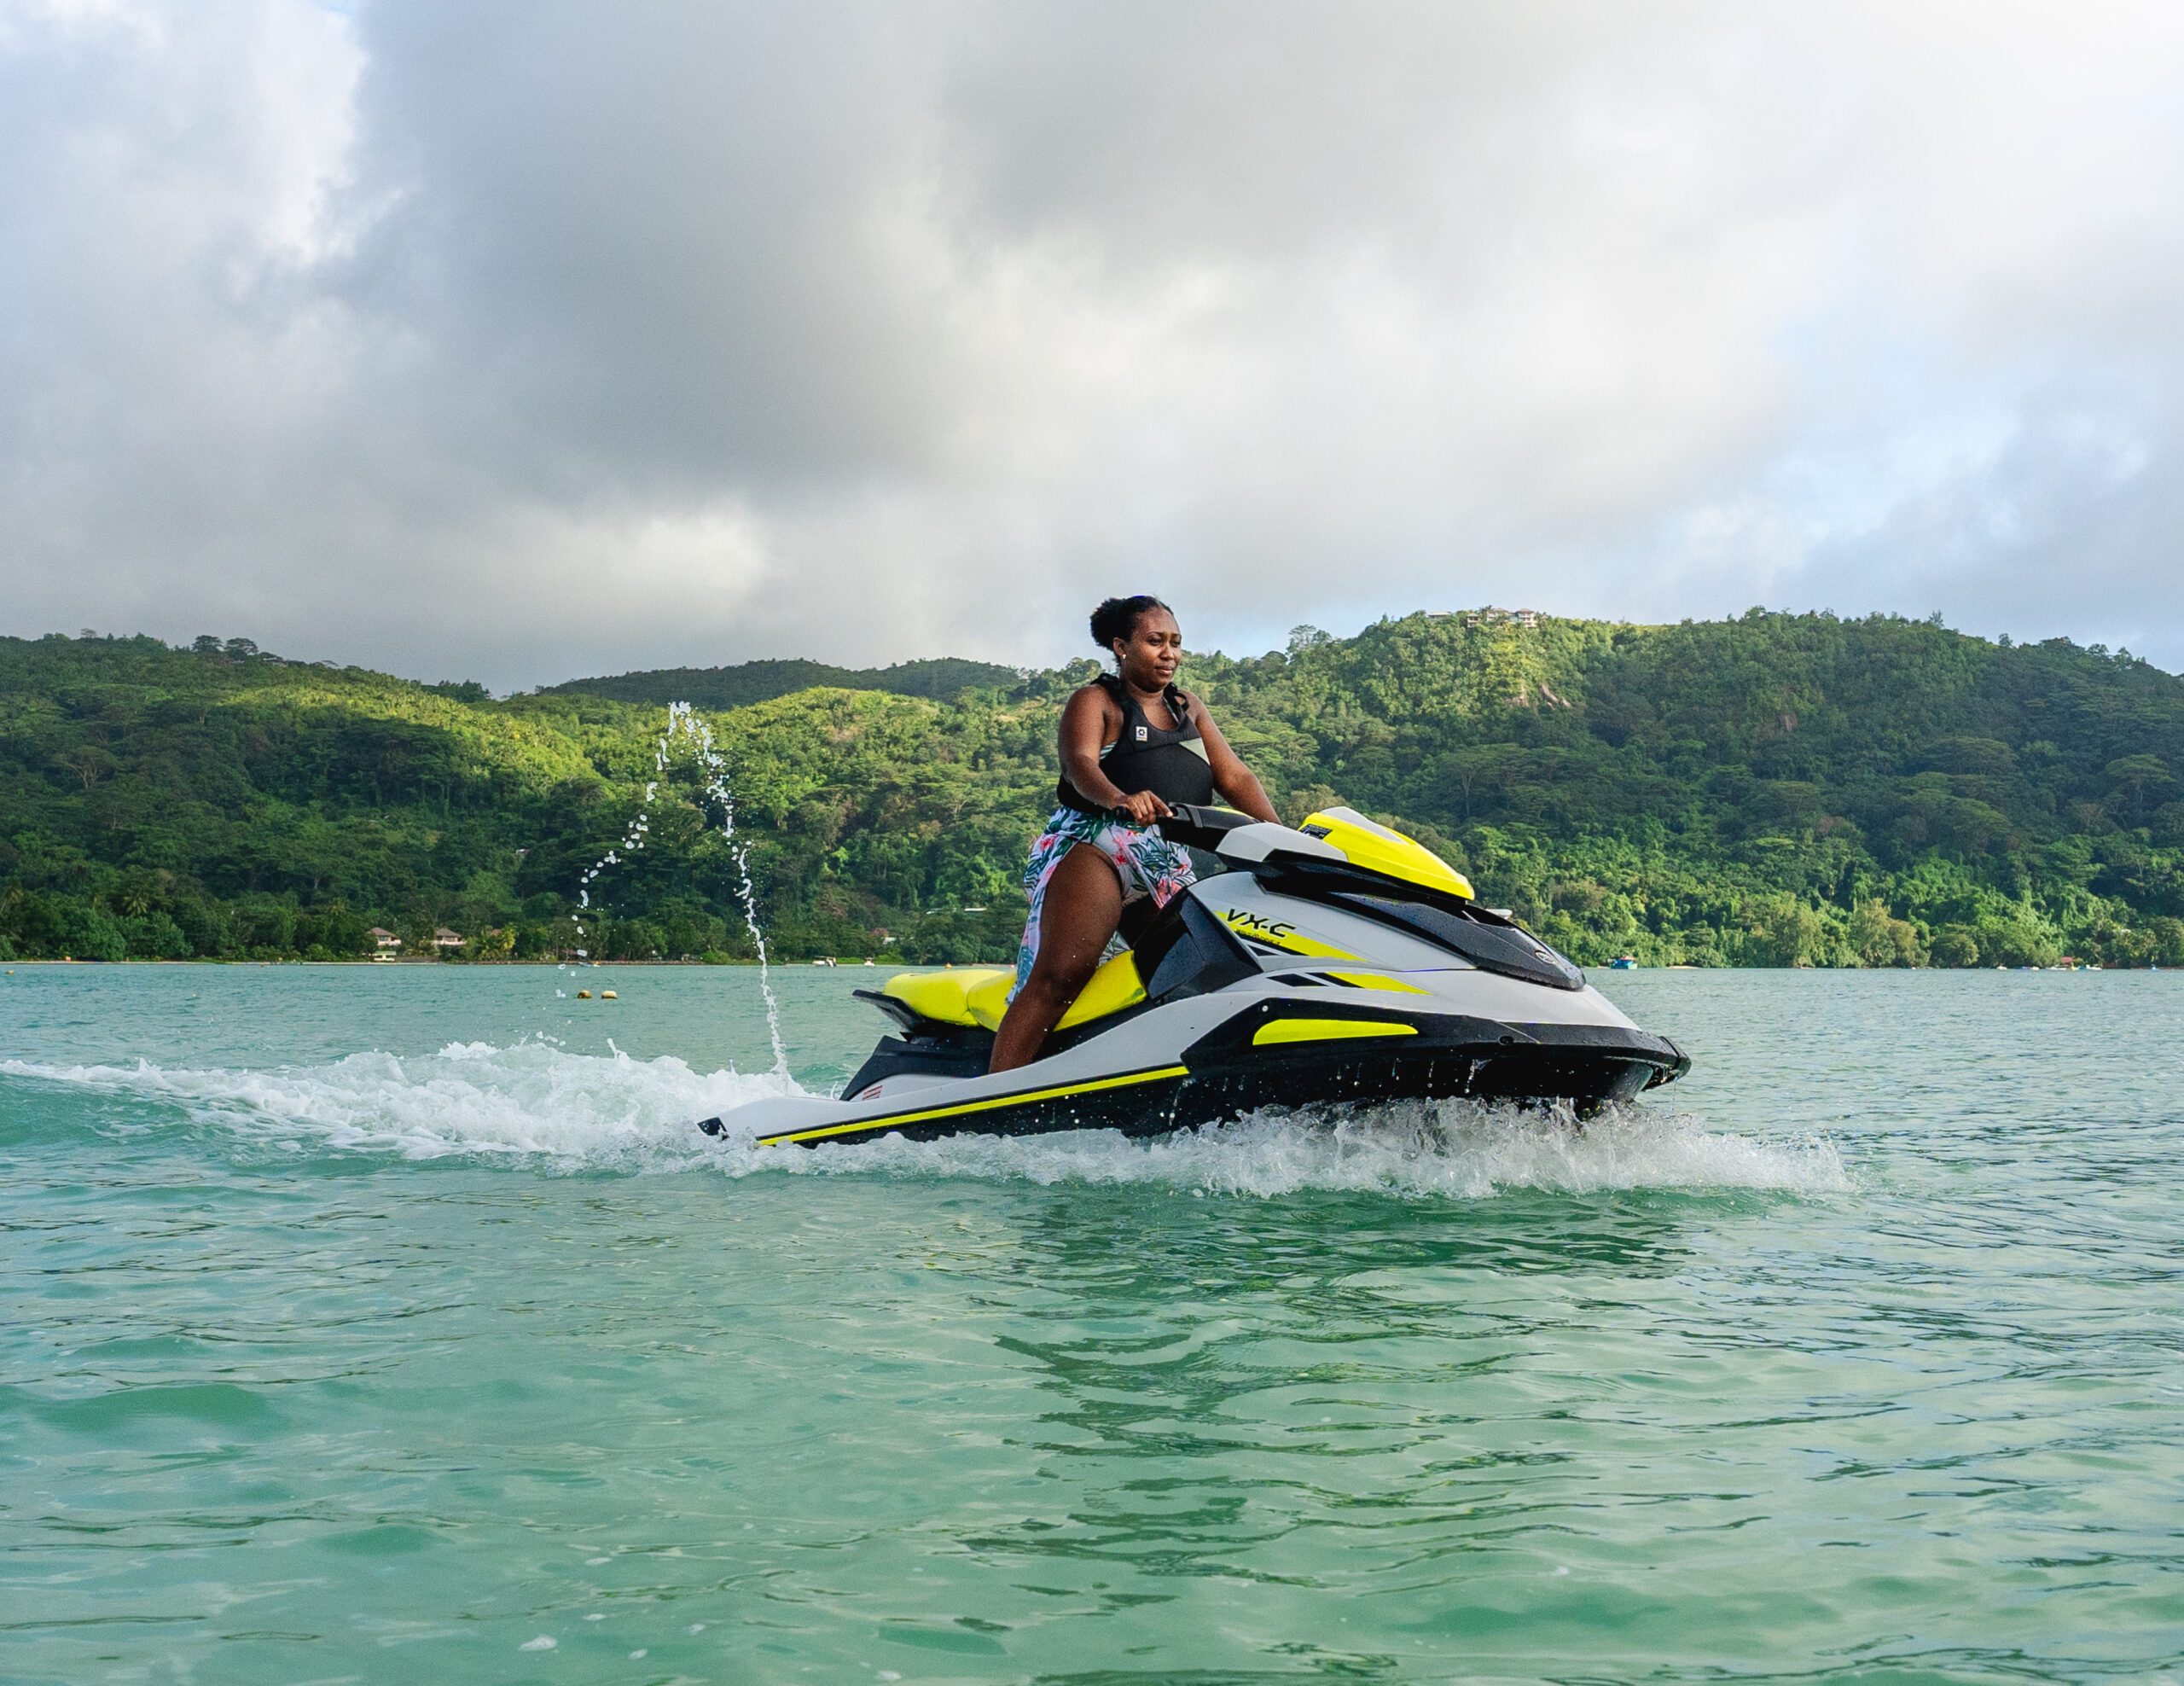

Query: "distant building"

xmin=369 ymin=927 xmax=402 ymax=956
xmin=433 ymin=927 xmax=466 ymax=951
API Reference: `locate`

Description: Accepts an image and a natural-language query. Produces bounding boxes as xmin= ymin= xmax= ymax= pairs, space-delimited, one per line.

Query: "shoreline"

xmin=1 ymin=956 xmax=2146 ymax=972
xmin=0 ymin=955 xmax=791 ymax=967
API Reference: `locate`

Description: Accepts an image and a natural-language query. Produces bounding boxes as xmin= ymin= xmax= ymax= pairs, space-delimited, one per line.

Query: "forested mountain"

xmin=537 ymin=655 xmax=1023 ymax=711
xmin=4 ymin=612 xmax=2181 ymax=968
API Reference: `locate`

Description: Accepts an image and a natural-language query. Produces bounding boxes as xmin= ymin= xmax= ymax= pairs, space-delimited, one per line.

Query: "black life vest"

xmin=1057 ymin=674 xmax=1215 ymax=815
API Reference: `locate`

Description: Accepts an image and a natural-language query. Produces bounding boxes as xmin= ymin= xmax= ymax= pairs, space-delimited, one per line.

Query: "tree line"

xmin=3 ymin=611 xmax=2181 ymax=968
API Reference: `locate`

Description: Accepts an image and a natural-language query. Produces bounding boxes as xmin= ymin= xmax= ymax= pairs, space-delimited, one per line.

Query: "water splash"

xmin=657 ymin=702 xmax=786 ymax=1073
xmin=561 ymin=701 xmax=786 ymax=1073
xmin=5 ymin=1045 xmax=1847 ymax=1198
xmin=2 ymin=1045 xmax=793 ymax=1162
xmin=711 ymin=1093 xmax=1852 ymax=1199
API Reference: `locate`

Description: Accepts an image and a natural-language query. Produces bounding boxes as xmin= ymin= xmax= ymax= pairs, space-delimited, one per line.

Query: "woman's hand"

xmin=1113 ymin=789 xmax=1172 ymax=827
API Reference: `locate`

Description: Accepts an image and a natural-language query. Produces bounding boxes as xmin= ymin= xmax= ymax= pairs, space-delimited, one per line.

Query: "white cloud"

xmin=5 ymin=0 xmax=2184 ymax=685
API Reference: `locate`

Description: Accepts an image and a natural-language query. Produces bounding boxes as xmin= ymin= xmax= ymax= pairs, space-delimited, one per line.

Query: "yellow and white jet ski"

xmin=700 ymin=805 xmax=1688 ymax=1148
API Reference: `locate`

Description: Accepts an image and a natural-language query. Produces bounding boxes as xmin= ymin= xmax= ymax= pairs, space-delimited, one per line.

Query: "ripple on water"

xmin=4 ymin=970 xmax=2181 ymax=1683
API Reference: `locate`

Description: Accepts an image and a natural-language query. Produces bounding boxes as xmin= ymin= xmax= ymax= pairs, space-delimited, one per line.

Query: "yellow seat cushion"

xmin=878 ymin=951 xmax=1147 ymax=1033
xmin=967 ymin=970 xmax=1015 ymax=1030
xmin=1054 ymin=951 xmax=1147 ymax=1030
xmin=880 ymin=968 xmax=1011 ymax=1027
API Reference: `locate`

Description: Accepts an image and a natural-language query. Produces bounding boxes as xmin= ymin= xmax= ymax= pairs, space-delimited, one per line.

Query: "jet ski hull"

xmin=697 ymin=804 xmax=1692 ymax=1150
xmin=712 ymin=993 xmax=1687 ymax=1148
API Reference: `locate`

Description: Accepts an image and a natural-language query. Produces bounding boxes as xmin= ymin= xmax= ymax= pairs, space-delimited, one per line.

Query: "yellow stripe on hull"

xmin=1252 ymin=1019 xmax=1419 ymax=1047
xmin=757 ymin=1064 xmax=1191 ymax=1146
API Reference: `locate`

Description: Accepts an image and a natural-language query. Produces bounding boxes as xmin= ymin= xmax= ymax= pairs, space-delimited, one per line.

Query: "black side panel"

xmin=1140 ymin=895 xmax=1262 ymax=1002
xmin=1128 ymin=898 xmax=1192 ymax=986
xmin=1507 ymin=1022 xmax=1693 ymax=1088
xmin=852 ymin=988 xmax=926 ymax=1032
xmin=841 ymin=1031 xmax=994 ymax=1099
xmin=1176 ymin=998 xmax=1684 ymax=1115
xmin=1116 ymin=895 xmax=1165 ymax=950
xmin=1181 ymin=998 xmax=1520 ymax=1067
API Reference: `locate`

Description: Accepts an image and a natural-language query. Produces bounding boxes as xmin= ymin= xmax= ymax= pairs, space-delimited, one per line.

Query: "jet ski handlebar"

xmin=1106 ymin=802 xmax=1342 ymax=861
xmin=1137 ymin=802 xmax=1260 ymax=852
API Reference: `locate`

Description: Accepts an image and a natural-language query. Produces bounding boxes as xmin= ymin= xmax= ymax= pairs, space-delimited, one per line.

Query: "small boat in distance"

xmin=1609 ymin=955 xmax=1638 ymax=969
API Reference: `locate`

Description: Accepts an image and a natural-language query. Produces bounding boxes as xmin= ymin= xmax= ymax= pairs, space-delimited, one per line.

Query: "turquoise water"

xmin=3 ymin=963 xmax=2180 ymax=1683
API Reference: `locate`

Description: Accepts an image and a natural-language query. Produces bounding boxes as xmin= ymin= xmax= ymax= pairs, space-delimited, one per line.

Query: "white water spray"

xmin=561 ymin=701 xmax=786 ymax=1074
xmin=2 ymin=1045 xmax=1848 ymax=1196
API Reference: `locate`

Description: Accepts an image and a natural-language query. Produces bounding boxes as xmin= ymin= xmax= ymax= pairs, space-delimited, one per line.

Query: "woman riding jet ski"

xmin=701 ymin=596 xmax=1689 ymax=1149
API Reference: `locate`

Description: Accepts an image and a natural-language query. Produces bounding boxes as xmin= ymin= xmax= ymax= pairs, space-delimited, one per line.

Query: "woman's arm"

xmin=1190 ymin=700 xmax=1281 ymax=824
xmin=1059 ymin=686 xmax=1169 ymax=826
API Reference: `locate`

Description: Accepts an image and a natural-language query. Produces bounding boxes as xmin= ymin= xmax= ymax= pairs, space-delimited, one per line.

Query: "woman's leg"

xmin=990 ymin=844 xmax=1124 ymax=1073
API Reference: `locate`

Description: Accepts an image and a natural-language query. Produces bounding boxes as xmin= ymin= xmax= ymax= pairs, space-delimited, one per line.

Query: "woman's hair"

xmin=1089 ymin=595 xmax=1173 ymax=654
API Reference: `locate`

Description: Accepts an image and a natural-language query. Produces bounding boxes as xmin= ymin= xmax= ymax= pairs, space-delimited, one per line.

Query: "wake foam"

xmin=1 ymin=1041 xmax=790 ymax=1163
xmin=741 ymin=1100 xmax=1850 ymax=1198
xmin=3 ymin=1043 xmax=1845 ymax=1197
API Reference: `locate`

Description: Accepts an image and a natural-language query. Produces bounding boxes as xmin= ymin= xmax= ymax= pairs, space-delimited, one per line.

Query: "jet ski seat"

xmin=876 ymin=968 xmax=1010 ymax=1028
xmin=878 ymin=949 xmax=1147 ymax=1032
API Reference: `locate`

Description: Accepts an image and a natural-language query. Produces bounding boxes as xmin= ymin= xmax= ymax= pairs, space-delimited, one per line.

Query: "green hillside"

xmin=537 ymin=655 xmax=1024 ymax=711
xmin=3 ymin=613 xmax=2181 ymax=968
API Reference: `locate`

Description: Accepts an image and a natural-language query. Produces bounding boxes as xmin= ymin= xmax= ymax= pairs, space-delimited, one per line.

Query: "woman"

xmin=990 ymin=595 xmax=1280 ymax=1073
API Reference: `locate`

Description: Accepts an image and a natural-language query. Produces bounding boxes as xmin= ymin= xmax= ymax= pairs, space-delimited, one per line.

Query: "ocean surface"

xmin=2 ymin=962 xmax=2179 ymax=1684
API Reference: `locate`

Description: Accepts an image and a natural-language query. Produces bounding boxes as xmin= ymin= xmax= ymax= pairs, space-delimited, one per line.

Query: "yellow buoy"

xmin=577 ymin=989 xmax=592 ymax=998
xmin=601 ymin=990 xmax=617 ymax=999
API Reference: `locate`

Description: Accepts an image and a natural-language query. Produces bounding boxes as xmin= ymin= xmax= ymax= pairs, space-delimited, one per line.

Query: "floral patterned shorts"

xmin=1010 ymin=807 xmax=1197 ymax=996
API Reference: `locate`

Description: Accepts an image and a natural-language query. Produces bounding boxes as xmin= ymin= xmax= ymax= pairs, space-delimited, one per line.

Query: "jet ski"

xmin=701 ymin=805 xmax=1689 ymax=1148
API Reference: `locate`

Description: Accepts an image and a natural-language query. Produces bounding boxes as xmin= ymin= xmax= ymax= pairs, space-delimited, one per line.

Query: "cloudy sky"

xmin=6 ymin=0 xmax=2184 ymax=689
